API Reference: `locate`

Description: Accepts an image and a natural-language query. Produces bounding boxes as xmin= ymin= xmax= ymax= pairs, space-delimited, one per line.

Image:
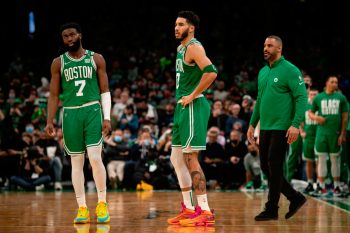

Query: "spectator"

xmin=208 ymin=100 xmax=228 ymax=132
xmin=240 ymin=94 xmax=254 ymax=123
xmin=242 ymin=143 xmax=267 ymax=192
xmin=111 ymin=90 xmax=133 ymax=124
xmin=10 ymin=146 xmax=51 ymax=191
xmin=214 ymin=80 xmax=229 ymax=101
xmin=224 ymin=129 xmax=248 ymax=189
xmin=119 ymin=104 xmax=139 ymax=139
xmin=104 ymin=129 xmax=130 ymax=189
xmin=35 ymin=130 xmax=64 ymax=191
xmin=225 ymin=103 xmax=247 ymax=137
xmin=200 ymin=128 xmax=225 ymax=190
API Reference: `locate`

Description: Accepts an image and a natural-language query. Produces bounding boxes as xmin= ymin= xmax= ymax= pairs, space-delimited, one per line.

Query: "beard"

xmin=264 ymin=52 xmax=276 ymax=62
xmin=64 ymin=39 xmax=81 ymax=52
xmin=176 ymin=28 xmax=189 ymax=42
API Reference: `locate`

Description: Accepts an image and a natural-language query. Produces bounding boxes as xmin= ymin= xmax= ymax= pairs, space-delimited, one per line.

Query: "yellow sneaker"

xmin=96 ymin=202 xmax=110 ymax=223
xmin=73 ymin=223 xmax=90 ymax=233
xmin=179 ymin=206 xmax=215 ymax=227
xmin=74 ymin=207 xmax=90 ymax=224
xmin=138 ymin=180 xmax=154 ymax=191
xmin=167 ymin=202 xmax=195 ymax=225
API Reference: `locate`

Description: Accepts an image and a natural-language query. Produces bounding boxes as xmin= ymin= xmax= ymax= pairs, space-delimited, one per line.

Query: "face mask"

xmin=231 ymin=139 xmax=238 ymax=145
xmin=250 ymin=151 xmax=257 ymax=156
xmin=143 ymin=139 xmax=150 ymax=146
xmin=124 ymin=133 xmax=130 ymax=139
xmin=114 ymin=135 xmax=122 ymax=143
xmin=25 ymin=126 xmax=34 ymax=133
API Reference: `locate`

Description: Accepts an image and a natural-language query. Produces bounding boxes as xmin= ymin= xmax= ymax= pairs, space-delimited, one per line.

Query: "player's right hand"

xmin=247 ymin=125 xmax=256 ymax=145
xmin=317 ymin=116 xmax=326 ymax=125
xmin=45 ymin=122 xmax=56 ymax=137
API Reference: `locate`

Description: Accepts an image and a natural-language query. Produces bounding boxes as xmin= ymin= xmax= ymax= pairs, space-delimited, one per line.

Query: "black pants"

xmin=259 ymin=130 xmax=298 ymax=209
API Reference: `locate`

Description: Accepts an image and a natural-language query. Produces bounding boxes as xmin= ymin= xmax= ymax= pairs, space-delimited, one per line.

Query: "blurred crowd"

xmin=0 ymin=47 xmax=349 ymax=194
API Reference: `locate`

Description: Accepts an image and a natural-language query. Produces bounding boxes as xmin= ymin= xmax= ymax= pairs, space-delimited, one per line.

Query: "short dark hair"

xmin=125 ymin=104 xmax=135 ymax=113
xmin=60 ymin=22 xmax=82 ymax=34
xmin=177 ymin=11 xmax=200 ymax=30
xmin=326 ymin=74 xmax=338 ymax=81
xmin=267 ymin=35 xmax=283 ymax=46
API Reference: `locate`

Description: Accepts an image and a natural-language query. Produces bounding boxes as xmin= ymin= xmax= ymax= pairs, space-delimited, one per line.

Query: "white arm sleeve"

xmin=101 ymin=92 xmax=111 ymax=120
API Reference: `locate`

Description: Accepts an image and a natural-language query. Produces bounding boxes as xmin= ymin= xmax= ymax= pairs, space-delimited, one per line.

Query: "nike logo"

xmin=64 ymin=61 xmax=71 ymax=65
xmin=94 ymin=108 xmax=99 ymax=111
xmin=299 ymin=82 xmax=304 ymax=85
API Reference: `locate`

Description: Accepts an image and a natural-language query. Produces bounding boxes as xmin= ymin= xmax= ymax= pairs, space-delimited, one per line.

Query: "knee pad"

xmin=87 ymin=145 xmax=103 ymax=164
xmin=317 ymin=154 xmax=328 ymax=177
xmin=330 ymin=155 xmax=341 ymax=177
xmin=170 ymin=147 xmax=192 ymax=188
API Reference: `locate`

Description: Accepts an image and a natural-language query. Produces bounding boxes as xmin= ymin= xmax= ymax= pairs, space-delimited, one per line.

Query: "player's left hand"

xmin=286 ymin=126 xmax=299 ymax=144
xmin=338 ymin=133 xmax=346 ymax=145
xmin=181 ymin=94 xmax=195 ymax=107
xmin=102 ymin=120 xmax=111 ymax=137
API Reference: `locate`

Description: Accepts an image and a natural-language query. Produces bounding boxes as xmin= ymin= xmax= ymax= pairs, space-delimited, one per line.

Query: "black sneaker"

xmin=254 ymin=208 xmax=278 ymax=221
xmin=285 ymin=192 xmax=307 ymax=219
xmin=311 ymin=183 xmax=327 ymax=197
xmin=332 ymin=186 xmax=342 ymax=197
xmin=303 ymin=183 xmax=314 ymax=194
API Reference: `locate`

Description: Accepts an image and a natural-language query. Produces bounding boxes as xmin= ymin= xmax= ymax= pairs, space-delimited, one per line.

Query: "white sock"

xmin=88 ymin=146 xmax=107 ymax=203
xmin=97 ymin=189 xmax=107 ymax=203
xmin=197 ymin=194 xmax=210 ymax=211
xmin=76 ymin=196 xmax=87 ymax=207
xmin=71 ymin=155 xmax=86 ymax=207
xmin=182 ymin=190 xmax=195 ymax=210
xmin=308 ymin=179 xmax=314 ymax=184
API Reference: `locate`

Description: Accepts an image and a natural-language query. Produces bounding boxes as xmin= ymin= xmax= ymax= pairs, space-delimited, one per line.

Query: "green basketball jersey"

xmin=175 ymin=38 xmax=203 ymax=101
xmin=311 ymin=91 xmax=349 ymax=135
xmin=60 ymin=50 xmax=100 ymax=107
xmin=304 ymin=102 xmax=318 ymax=137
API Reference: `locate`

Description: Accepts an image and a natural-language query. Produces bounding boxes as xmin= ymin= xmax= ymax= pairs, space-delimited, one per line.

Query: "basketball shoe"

xmin=96 ymin=202 xmax=110 ymax=223
xmin=312 ymin=183 xmax=328 ymax=197
xmin=74 ymin=206 xmax=90 ymax=224
xmin=167 ymin=202 xmax=195 ymax=225
xmin=332 ymin=186 xmax=342 ymax=197
xmin=179 ymin=206 xmax=215 ymax=227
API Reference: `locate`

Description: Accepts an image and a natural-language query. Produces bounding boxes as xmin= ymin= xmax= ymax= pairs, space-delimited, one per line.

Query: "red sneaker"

xmin=167 ymin=202 xmax=195 ymax=225
xmin=179 ymin=206 xmax=215 ymax=227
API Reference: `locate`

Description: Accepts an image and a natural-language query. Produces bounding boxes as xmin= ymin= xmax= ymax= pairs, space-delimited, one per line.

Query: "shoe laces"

xmin=188 ymin=206 xmax=203 ymax=218
xmin=96 ymin=202 xmax=108 ymax=216
xmin=77 ymin=207 xmax=88 ymax=217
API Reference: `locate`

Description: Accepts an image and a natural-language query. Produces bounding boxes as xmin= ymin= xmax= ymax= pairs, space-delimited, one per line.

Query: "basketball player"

xmin=45 ymin=22 xmax=111 ymax=223
xmin=300 ymin=87 xmax=319 ymax=194
xmin=167 ymin=11 xmax=217 ymax=227
xmin=309 ymin=75 xmax=348 ymax=196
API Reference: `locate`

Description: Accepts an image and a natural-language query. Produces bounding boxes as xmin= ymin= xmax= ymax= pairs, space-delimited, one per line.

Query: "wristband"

xmin=101 ymin=92 xmax=111 ymax=120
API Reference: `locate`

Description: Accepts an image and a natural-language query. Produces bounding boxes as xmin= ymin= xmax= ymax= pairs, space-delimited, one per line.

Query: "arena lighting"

xmin=29 ymin=11 xmax=35 ymax=34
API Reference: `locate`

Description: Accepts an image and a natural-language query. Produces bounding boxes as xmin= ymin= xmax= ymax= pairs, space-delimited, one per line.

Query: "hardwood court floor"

xmin=0 ymin=190 xmax=349 ymax=233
